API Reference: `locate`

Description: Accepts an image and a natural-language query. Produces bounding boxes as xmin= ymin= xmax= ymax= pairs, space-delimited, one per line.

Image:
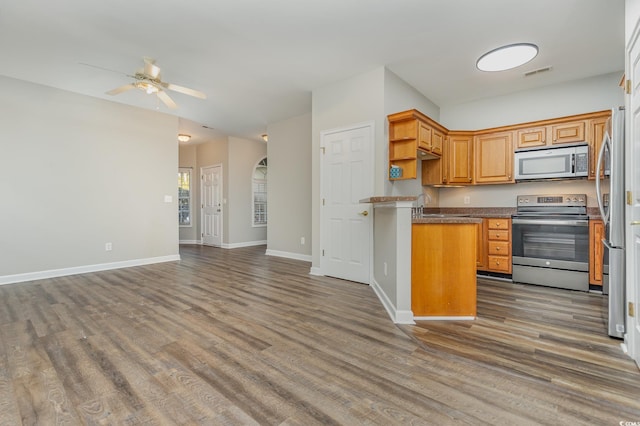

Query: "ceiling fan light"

xmin=134 ymin=81 xmax=159 ymax=94
xmin=261 ymin=134 xmax=268 ymax=142
xmin=476 ymin=43 xmax=538 ymax=72
xmin=177 ymin=134 xmax=191 ymax=143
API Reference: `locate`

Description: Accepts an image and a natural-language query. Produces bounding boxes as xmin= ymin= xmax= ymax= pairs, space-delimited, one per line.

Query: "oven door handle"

xmin=512 ymin=219 xmax=589 ymax=226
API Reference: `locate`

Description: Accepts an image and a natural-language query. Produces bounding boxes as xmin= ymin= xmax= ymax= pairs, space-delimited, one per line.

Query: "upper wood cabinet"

xmin=474 ymin=131 xmax=514 ymax=184
xmin=388 ymin=110 xmax=443 ymax=180
xmin=516 ymin=126 xmax=547 ymax=149
xmin=392 ymin=108 xmax=611 ymax=184
xmin=515 ymin=119 xmax=587 ymax=150
xmin=447 ymin=132 xmax=474 ymax=184
xmin=588 ymin=114 xmax=610 ymax=179
xmin=551 ymin=120 xmax=587 ymax=145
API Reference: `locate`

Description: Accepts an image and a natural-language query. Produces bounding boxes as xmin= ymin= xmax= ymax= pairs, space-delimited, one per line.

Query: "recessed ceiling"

xmin=0 ymin=0 xmax=624 ymax=141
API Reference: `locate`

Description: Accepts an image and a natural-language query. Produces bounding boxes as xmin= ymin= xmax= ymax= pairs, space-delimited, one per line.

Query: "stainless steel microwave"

xmin=514 ymin=144 xmax=589 ymax=181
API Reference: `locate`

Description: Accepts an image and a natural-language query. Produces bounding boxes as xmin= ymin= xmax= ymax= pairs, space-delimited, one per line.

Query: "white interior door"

xmin=627 ymin=22 xmax=640 ymax=369
xmin=201 ymin=165 xmax=223 ymax=247
xmin=320 ymin=122 xmax=374 ymax=284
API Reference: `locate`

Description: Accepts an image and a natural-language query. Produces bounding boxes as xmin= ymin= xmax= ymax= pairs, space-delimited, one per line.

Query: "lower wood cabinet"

xmin=411 ymin=223 xmax=477 ymax=317
xmin=589 ymin=219 xmax=604 ymax=286
xmin=478 ymin=218 xmax=512 ymax=274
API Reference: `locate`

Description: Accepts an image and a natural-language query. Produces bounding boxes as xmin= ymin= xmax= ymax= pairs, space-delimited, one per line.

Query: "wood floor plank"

xmin=0 ymin=245 xmax=638 ymax=425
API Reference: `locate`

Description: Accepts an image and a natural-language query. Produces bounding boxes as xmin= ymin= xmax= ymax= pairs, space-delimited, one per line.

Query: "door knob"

xmin=360 ymin=210 xmax=369 ymax=216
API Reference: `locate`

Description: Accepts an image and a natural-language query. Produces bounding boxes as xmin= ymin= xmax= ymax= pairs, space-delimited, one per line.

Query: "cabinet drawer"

xmin=488 ymin=241 xmax=509 ymax=255
xmin=488 ymin=230 xmax=509 ymax=241
xmin=487 ymin=255 xmax=510 ymax=272
xmin=487 ymin=219 xmax=509 ymax=230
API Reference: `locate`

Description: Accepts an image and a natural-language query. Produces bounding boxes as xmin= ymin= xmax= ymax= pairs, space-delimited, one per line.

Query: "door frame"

xmin=201 ymin=163 xmax=223 ymax=247
xmin=625 ymin=15 xmax=640 ymax=369
xmin=319 ymin=120 xmax=375 ymax=283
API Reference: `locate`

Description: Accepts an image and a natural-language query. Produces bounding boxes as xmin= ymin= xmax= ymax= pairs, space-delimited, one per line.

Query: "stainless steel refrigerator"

xmin=596 ymin=106 xmax=626 ymax=338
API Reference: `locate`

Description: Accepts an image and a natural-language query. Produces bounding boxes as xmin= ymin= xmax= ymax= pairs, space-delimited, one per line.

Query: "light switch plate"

xmin=164 ymin=195 xmax=173 ymax=203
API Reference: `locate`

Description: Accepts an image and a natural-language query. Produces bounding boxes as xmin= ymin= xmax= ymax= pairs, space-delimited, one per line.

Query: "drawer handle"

xmin=495 ymin=261 xmax=500 ymax=265
xmin=495 ymin=247 xmax=500 ymax=251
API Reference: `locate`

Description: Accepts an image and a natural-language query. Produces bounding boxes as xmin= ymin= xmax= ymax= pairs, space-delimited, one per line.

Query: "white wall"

xmin=267 ymin=113 xmax=312 ymax=259
xmin=384 ymin=69 xmax=441 ymax=198
xmin=440 ymin=72 xmax=623 ymax=130
xmin=311 ymin=67 xmax=386 ymax=268
xmin=0 ymin=76 xmax=179 ymax=282
xmin=227 ymin=137 xmax=267 ymax=246
xmin=437 ymin=72 xmax=624 ymax=208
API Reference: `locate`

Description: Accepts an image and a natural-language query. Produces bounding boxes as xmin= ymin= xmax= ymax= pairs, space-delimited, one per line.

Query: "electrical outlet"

xmin=464 ymin=196 xmax=471 ymax=205
xmin=384 ymin=262 xmax=388 ymax=276
xmin=105 ymin=242 xmax=112 ymax=251
xmin=300 ymin=237 xmax=305 ymax=245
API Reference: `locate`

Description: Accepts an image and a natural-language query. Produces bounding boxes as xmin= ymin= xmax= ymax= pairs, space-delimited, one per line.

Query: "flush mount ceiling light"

xmin=476 ymin=43 xmax=539 ymax=72
xmin=177 ymin=134 xmax=191 ymax=142
xmin=261 ymin=134 xmax=268 ymax=142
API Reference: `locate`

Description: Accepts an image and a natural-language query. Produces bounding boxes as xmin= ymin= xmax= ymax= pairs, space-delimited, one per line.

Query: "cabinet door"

xmin=476 ymin=220 xmax=487 ymax=269
xmin=551 ymin=120 xmax=586 ymax=145
xmin=589 ymin=219 xmax=604 ymax=286
xmin=516 ymin=126 xmax=547 ymax=149
xmin=431 ymin=129 xmax=444 ymax=156
xmin=448 ymin=134 xmax=474 ymax=184
xmin=474 ymin=132 xmax=514 ymax=184
xmin=418 ymin=121 xmax=432 ymax=151
xmin=589 ymin=117 xmax=608 ymax=179
xmin=390 ymin=119 xmax=417 ymax=141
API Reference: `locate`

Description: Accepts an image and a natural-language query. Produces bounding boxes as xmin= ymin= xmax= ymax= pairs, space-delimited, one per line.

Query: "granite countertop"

xmin=360 ymin=196 xmax=417 ymax=203
xmin=423 ymin=207 xmax=516 ymax=218
xmin=412 ymin=217 xmax=483 ymax=224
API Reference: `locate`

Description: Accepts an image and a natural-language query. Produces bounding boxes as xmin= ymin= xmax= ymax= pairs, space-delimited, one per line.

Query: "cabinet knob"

xmin=496 ymin=247 xmax=500 ymax=251
xmin=495 ymin=261 xmax=500 ymax=265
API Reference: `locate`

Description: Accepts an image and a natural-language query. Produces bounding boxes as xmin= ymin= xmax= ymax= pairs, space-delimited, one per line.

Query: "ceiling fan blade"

xmin=106 ymin=83 xmax=136 ymax=95
xmin=163 ymin=83 xmax=207 ymax=99
xmin=157 ymin=90 xmax=178 ymax=109
xmin=143 ymin=57 xmax=161 ymax=79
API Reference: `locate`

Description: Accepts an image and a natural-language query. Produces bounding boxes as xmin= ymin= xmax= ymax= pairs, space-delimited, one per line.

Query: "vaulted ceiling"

xmin=0 ymin=0 xmax=624 ymax=142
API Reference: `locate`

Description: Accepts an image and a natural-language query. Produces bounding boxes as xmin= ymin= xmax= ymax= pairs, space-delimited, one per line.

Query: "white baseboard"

xmin=179 ymin=239 xmax=201 ymax=245
xmin=221 ymin=240 xmax=267 ymax=249
xmin=370 ymin=278 xmax=415 ymax=325
xmin=0 ymin=254 xmax=181 ymax=286
xmin=413 ymin=316 xmax=476 ymax=321
xmin=265 ymin=249 xmax=312 ymax=262
xmin=309 ymin=266 xmax=323 ymax=276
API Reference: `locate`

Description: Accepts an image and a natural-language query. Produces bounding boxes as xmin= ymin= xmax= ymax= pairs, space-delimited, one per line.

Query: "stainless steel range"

xmin=512 ymin=194 xmax=590 ymax=291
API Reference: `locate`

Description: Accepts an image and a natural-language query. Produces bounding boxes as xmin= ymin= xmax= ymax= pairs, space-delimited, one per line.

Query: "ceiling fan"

xmin=104 ymin=57 xmax=206 ymax=109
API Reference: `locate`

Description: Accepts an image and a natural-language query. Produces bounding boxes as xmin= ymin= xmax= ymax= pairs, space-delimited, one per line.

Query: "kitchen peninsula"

xmin=361 ymin=196 xmax=481 ymax=323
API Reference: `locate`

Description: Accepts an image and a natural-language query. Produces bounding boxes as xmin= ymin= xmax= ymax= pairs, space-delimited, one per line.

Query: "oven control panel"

xmin=517 ymin=194 xmax=586 ymax=207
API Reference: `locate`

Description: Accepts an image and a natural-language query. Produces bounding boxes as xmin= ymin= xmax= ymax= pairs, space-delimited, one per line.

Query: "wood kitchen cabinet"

xmin=515 ymin=120 xmax=586 ymax=150
xmin=478 ymin=218 xmax=512 ymax=274
xmin=412 ymin=223 xmax=477 ymax=317
xmin=393 ymin=108 xmax=611 ymax=183
xmin=447 ymin=132 xmax=474 ymax=184
xmin=388 ymin=109 xmax=443 ymax=180
xmin=589 ymin=219 xmax=604 ymax=286
xmin=476 ymin=221 xmax=487 ymax=270
xmin=588 ymin=114 xmax=610 ymax=179
xmin=550 ymin=120 xmax=587 ymax=145
xmin=516 ymin=125 xmax=548 ymax=149
xmin=474 ymin=131 xmax=514 ymax=184
xmin=422 ymin=132 xmax=473 ymax=185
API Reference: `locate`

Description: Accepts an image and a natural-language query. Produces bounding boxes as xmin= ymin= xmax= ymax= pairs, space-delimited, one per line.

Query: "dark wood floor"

xmin=0 ymin=245 xmax=638 ymax=425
